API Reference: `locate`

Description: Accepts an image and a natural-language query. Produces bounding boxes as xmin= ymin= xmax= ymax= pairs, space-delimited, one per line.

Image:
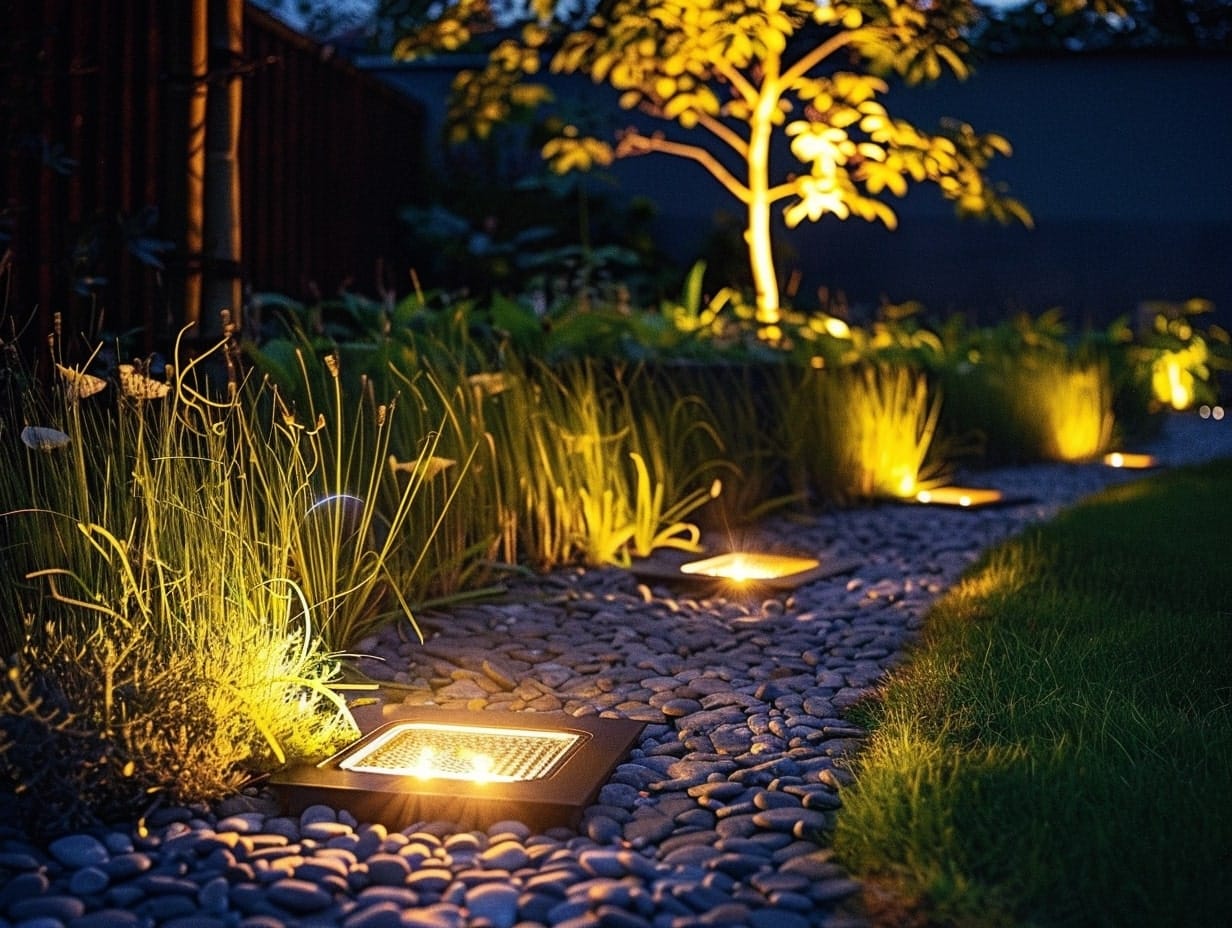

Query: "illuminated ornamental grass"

xmin=0 ymin=331 xmax=449 ymax=832
xmin=0 ymin=289 xmax=1223 ymax=837
xmin=786 ymin=364 xmax=947 ymax=502
xmin=386 ymin=353 xmax=724 ymax=571
xmin=943 ymin=351 xmax=1116 ymax=464
xmin=1009 ymin=355 xmax=1115 ymax=462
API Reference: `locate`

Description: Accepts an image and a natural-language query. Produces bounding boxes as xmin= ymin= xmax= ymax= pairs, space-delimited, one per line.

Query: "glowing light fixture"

xmin=1199 ymin=405 xmax=1225 ymax=421
xmin=913 ymin=486 xmax=1006 ymax=508
xmin=632 ymin=548 xmax=858 ymax=591
xmin=339 ymin=721 xmax=582 ymax=783
xmin=1102 ymin=452 xmax=1158 ymax=470
xmin=272 ymin=709 xmax=644 ymax=830
xmin=680 ymin=552 xmax=819 ymax=582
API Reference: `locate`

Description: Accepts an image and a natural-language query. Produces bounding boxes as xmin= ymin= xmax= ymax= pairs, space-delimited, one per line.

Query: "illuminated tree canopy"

xmin=383 ymin=0 xmax=1122 ymax=322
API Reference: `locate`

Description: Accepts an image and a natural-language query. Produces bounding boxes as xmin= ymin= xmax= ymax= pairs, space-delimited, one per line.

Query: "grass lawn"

xmin=832 ymin=457 xmax=1232 ymax=928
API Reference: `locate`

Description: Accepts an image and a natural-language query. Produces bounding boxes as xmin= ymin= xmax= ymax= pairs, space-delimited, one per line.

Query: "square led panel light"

xmin=338 ymin=721 xmax=583 ymax=782
xmin=271 ymin=709 xmax=644 ymax=831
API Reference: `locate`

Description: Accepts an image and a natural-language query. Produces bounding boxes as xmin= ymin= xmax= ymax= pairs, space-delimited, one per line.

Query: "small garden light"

xmin=913 ymin=487 xmax=1007 ymax=508
xmin=632 ymin=548 xmax=859 ymax=592
xmin=272 ymin=709 xmax=644 ymax=830
xmin=338 ymin=721 xmax=584 ymax=784
xmin=679 ymin=552 xmax=821 ymax=583
xmin=1102 ymin=452 xmax=1158 ymax=470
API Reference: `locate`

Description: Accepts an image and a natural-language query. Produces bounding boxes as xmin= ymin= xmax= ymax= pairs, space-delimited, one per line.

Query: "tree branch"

xmin=766 ymin=180 xmax=799 ymax=204
xmin=616 ymin=130 xmax=750 ymax=204
xmin=781 ymin=29 xmax=858 ymax=86
xmin=695 ymin=111 xmax=749 ymax=158
xmin=714 ymin=59 xmax=758 ymax=106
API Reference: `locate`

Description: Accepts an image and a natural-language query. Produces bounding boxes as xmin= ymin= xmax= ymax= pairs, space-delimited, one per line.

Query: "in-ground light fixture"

xmin=1102 ymin=452 xmax=1159 ymax=470
xmin=680 ymin=552 xmax=821 ymax=584
xmin=272 ymin=708 xmax=644 ymax=831
xmin=912 ymin=486 xmax=1007 ymax=508
xmin=632 ymin=548 xmax=859 ymax=592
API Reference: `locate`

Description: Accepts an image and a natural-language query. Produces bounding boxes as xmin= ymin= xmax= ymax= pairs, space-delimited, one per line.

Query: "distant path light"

xmin=680 ymin=552 xmax=820 ymax=582
xmin=631 ymin=548 xmax=860 ymax=592
xmin=1102 ymin=452 xmax=1158 ymax=470
xmin=913 ymin=486 xmax=1005 ymax=508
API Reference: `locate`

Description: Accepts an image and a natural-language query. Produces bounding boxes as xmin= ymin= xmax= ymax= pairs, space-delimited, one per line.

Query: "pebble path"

xmin=2 ymin=414 xmax=1229 ymax=928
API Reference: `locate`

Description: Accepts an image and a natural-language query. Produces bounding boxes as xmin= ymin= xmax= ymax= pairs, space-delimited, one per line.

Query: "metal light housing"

xmin=272 ymin=708 xmax=645 ymax=831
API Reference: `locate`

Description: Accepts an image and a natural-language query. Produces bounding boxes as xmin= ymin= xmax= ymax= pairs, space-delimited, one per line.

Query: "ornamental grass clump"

xmin=268 ymin=348 xmax=470 ymax=649
xmin=0 ymin=325 xmax=445 ymax=834
xmin=390 ymin=353 xmax=729 ymax=571
xmin=785 ymin=364 xmax=948 ymax=503
xmin=482 ymin=357 xmax=648 ymax=568
xmin=945 ymin=351 xmax=1115 ymax=463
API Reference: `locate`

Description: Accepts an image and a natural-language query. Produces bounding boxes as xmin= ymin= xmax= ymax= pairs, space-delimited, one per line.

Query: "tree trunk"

xmin=746 ymin=72 xmax=781 ymax=326
xmin=183 ymin=0 xmax=208 ymax=334
xmin=201 ymin=0 xmax=243 ymax=339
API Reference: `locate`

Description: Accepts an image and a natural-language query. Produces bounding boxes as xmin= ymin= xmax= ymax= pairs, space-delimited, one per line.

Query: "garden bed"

xmin=1 ymin=413 xmax=1226 ymax=927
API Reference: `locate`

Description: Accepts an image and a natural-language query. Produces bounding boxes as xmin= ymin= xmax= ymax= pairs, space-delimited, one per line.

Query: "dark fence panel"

xmin=241 ymin=8 xmax=426 ymax=308
xmin=1 ymin=0 xmax=168 ymax=356
xmin=0 ymin=1 xmax=425 ymax=359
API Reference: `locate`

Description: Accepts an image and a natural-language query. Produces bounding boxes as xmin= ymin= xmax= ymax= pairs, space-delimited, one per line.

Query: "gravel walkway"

xmin=2 ymin=413 xmax=1229 ymax=928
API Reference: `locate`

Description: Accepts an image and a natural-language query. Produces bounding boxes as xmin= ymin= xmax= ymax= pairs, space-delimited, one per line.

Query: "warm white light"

xmin=727 ymin=556 xmax=752 ymax=582
xmin=1199 ymin=405 xmax=1225 ymax=421
xmin=469 ymin=753 xmax=495 ymax=783
xmin=413 ymin=747 xmax=436 ymax=779
xmin=914 ymin=486 xmax=1003 ymax=507
xmin=338 ymin=722 xmax=583 ymax=783
xmin=1102 ymin=452 xmax=1157 ymax=469
xmin=680 ymin=552 xmax=821 ymax=582
xmin=823 ymin=315 xmax=851 ymax=338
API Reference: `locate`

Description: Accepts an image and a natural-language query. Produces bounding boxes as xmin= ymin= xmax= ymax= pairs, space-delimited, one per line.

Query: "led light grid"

xmin=339 ymin=722 xmax=583 ymax=782
xmin=271 ymin=708 xmax=647 ymax=831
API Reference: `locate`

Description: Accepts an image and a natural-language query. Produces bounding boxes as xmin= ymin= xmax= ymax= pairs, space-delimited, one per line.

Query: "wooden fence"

xmin=0 ymin=1 xmax=425 ymax=359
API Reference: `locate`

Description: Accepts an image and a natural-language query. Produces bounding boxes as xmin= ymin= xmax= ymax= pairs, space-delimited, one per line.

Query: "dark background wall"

xmin=373 ymin=51 xmax=1232 ymax=328
xmin=0 ymin=2 xmax=425 ymax=357
xmin=786 ymin=53 xmax=1232 ymax=327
